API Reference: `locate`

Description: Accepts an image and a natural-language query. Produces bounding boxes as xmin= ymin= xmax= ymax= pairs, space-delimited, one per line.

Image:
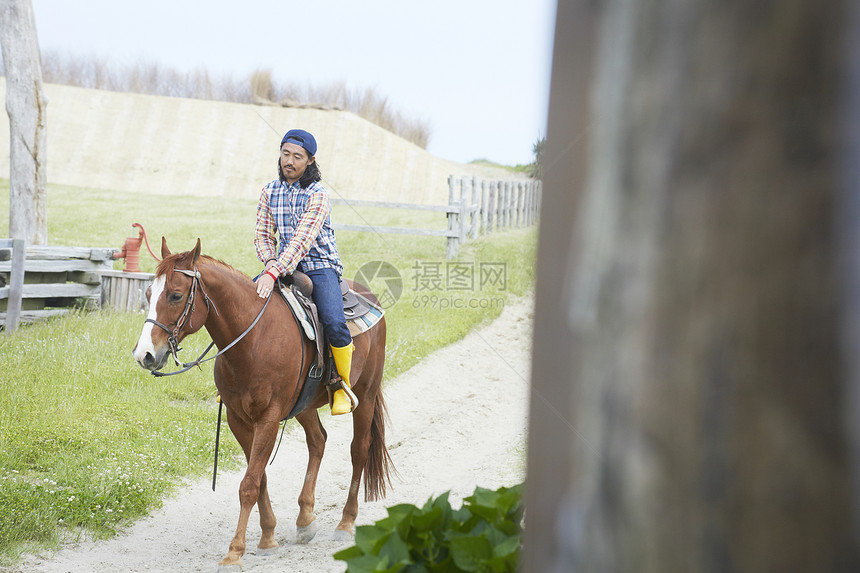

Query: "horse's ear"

xmin=161 ymin=237 xmax=171 ymax=258
xmin=191 ymin=238 xmax=201 ymax=265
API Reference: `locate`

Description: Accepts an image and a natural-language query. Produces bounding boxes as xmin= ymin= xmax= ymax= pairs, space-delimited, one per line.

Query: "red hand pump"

xmin=113 ymin=223 xmax=161 ymax=272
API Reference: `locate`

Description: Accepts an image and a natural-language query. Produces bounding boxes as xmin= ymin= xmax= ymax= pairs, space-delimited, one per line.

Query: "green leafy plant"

xmin=334 ymin=483 xmax=524 ymax=572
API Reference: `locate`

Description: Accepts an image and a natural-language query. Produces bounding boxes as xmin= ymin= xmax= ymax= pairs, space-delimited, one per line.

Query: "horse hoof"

xmin=332 ymin=529 xmax=354 ymax=542
xmin=296 ymin=521 xmax=318 ymax=544
xmin=257 ymin=544 xmax=279 ymax=557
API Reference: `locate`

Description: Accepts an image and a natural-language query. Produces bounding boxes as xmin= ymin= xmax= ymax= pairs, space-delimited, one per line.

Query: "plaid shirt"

xmin=254 ymin=179 xmax=343 ymax=276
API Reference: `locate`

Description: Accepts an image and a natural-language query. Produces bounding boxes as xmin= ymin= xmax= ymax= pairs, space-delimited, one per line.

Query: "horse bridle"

xmin=146 ymin=266 xmax=273 ymax=377
xmin=145 ymin=267 xmax=213 ymax=368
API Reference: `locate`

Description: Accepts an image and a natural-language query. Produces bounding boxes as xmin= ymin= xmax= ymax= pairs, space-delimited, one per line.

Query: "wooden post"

xmin=504 ymin=182 xmax=512 ymax=229
xmin=514 ymin=181 xmax=524 ymax=227
xmin=525 ymin=0 xmax=860 ymax=571
xmin=529 ymin=180 xmax=537 ymax=226
xmin=459 ymin=177 xmax=468 ymax=244
xmin=0 ymin=0 xmax=48 ymax=245
xmin=100 ymin=274 xmax=110 ymax=308
xmin=521 ymin=179 xmax=531 ymax=227
xmin=525 ymin=182 xmax=531 ymax=226
xmin=528 ymin=181 xmax=535 ymax=225
xmin=512 ymin=182 xmax=519 ymax=227
xmin=480 ymin=179 xmax=488 ymax=234
xmin=488 ymin=182 xmax=496 ymax=233
xmin=446 ymin=175 xmax=459 ymax=259
xmin=470 ymin=176 xmax=480 ymax=240
xmin=529 ymin=181 xmax=536 ymax=226
xmin=498 ymin=181 xmax=504 ymax=229
xmin=525 ymin=182 xmax=531 ymax=227
xmin=3 ymin=238 xmax=25 ymax=331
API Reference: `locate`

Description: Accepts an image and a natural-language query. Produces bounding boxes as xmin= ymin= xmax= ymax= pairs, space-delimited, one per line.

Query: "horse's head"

xmin=133 ymin=238 xmax=211 ymax=371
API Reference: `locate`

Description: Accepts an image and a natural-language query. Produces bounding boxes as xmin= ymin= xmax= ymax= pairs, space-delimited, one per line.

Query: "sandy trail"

xmin=18 ymin=296 xmax=533 ymax=573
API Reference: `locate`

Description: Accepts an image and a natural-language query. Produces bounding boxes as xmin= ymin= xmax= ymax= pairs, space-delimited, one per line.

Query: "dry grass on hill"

xmin=0 ymin=51 xmax=431 ymax=149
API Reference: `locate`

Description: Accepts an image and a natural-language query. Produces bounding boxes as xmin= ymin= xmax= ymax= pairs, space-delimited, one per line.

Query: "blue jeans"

xmin=303 ymin=267 xmax=352 ymax=348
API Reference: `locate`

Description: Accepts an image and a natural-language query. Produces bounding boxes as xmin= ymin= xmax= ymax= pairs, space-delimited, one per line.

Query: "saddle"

xmin=277 ymin=271 xmax=384 ymax=419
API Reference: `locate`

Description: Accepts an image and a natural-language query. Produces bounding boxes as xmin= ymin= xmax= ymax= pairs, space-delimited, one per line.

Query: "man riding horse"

xmin=252 ymin=128 xmax=358 ymax=416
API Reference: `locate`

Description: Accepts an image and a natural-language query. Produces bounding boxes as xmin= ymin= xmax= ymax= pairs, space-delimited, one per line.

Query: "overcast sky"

xmin=31 ymin=0 xmax=556 ymax=167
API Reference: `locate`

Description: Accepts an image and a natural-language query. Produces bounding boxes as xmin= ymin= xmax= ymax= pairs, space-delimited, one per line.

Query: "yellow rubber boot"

xmin=330 ymin=342 xmax=358 ymax=415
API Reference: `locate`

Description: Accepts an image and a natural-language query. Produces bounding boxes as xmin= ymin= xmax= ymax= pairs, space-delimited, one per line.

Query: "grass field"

xmin=0 ymin=179 xmax=537 ymax=563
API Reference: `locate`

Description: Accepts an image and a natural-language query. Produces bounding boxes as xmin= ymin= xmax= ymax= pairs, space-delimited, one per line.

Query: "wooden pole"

xmin=5 ymin=238 xmax=25 ymax=331
xmin=488 ymin=182 xmax=496 ymax=233
xmin=446 ymin=175 xmax=458 ymax=259
xmin=523 ymin=181 xmax=531 ymax=226
xmin=480 ymin=179 xmax=488 ymax=234
xmin=510 ymin=182 xmax=517 ymax=228
xmin=518 ymin=182 xmax=525 ymax=227
xmin=513 ymin=182 xmax=520 ymax=227
xmin=528 ymin=181 xmax=536 ymax=225
xmin=458 ymin=177 xmax=468 ymax=245
xmin=498 ymin=182 xmax=505 ymax=229
xmin=470 ymin=176 xmax=480 ymax=240
xmin=504 ymin=181 xmax=511 ymax=229
xmin=0 ymin=0 xmax=48 ymax=245
xmin=525 ymin=0 xmax=860 ymax=571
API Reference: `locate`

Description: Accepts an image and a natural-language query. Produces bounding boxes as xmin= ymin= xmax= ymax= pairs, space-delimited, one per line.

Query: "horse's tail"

xmin=364 ymin=388 xmax=396 ymax=502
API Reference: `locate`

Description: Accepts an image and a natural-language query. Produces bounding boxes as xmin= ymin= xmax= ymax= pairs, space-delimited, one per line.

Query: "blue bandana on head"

xmin=281 ymin=129 xmax=317 ymax=157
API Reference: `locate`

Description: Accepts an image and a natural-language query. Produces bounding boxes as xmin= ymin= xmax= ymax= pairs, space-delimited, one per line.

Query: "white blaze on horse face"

xmin=133 ymin=275 xmax=166 ymax=364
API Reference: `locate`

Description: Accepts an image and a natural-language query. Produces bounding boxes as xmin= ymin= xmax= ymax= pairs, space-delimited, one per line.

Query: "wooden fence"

xmin=332 ymin=176 xmax=541 ymax=259
xmin=0 ymin=244 xmax=115 ymax=329
xmin=446 ymin=176 xmax=542 ymax=258
xmin=0 ymin=176 xmax=540 ymax=329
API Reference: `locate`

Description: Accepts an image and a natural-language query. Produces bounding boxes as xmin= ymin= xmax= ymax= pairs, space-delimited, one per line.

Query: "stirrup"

xmin=329 ymin=377 xmax=359 ymax=414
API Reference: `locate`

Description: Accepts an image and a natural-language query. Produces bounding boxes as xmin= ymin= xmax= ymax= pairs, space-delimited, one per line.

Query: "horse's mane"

xmin=156 ymin=251 xmax=251 ymax=283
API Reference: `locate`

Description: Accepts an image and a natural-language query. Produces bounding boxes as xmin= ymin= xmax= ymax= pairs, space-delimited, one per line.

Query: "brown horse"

xmin=132 ymin=239 xmax=393 ymax=569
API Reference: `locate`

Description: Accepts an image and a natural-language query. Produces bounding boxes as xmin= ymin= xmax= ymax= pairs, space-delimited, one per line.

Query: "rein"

xmin=148 ymin=267 xmax=273 ymax=377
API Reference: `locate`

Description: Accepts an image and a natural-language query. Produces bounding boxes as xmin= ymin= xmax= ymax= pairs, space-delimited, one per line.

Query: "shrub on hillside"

xmin=527 ymin=137 xmax=544 ymax=180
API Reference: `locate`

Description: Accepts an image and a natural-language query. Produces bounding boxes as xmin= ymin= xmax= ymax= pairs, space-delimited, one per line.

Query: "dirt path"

xmin=19 ymin=296 xmax=533 ymax=573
